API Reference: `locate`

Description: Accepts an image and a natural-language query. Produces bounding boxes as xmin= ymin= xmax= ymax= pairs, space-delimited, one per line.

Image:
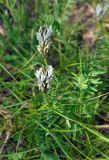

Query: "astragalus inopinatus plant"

xmin=35 ymin=25 xmax=54 ymax=92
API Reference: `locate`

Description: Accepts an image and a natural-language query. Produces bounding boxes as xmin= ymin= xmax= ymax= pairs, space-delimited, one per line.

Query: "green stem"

xmin=79 ymin=50 xmax=83 ymax=115
xmin=43 ymin=57 xmax=48 ymax=66
xmin=40 ymin=52 xmax=48 ymax=66
xmin=43 ymin=92 xmax=49 ymax=107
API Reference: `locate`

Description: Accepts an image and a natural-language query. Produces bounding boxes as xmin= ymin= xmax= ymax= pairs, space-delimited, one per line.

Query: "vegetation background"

xmin=0 ymin=0 xmax=109 ymax=159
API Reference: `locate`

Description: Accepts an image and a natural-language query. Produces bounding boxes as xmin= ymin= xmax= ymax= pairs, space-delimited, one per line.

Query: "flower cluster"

xmin=35 ymin=65 xmax=53 ymax=91
xmin=36 ymin=25 xmax=52 ymax=56
xmin=35 ymin=25 xmax=54 ymax=92
xmin=96 ymin=0 xmax=109 ymax=20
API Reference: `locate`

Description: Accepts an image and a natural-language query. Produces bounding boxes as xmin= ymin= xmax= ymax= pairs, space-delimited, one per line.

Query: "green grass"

xmin=0 ymin=0 xmax=109 ymax=159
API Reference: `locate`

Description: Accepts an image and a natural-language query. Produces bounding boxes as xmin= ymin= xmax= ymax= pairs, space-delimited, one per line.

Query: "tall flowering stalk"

xmin=35 ymin=25 xmax=54 ymax=92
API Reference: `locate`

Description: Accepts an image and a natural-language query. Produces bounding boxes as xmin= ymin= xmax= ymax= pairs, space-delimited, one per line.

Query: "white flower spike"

xmin=96 ymin=0 xmax=109 ymax=20
xmin=96 ymin=4 xmax=102 ymax=18
xmin=36 ymin=25 xmax=52 ymax=55
xmin=35 ymin=65 xmax=54 ymax=91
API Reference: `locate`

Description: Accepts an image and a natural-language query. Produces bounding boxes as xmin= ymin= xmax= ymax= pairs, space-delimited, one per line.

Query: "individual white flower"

xmin=36 ymin=25 xmax=52 ymax=55
xmin=35 ymin=65 xmax=54 ymax=91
